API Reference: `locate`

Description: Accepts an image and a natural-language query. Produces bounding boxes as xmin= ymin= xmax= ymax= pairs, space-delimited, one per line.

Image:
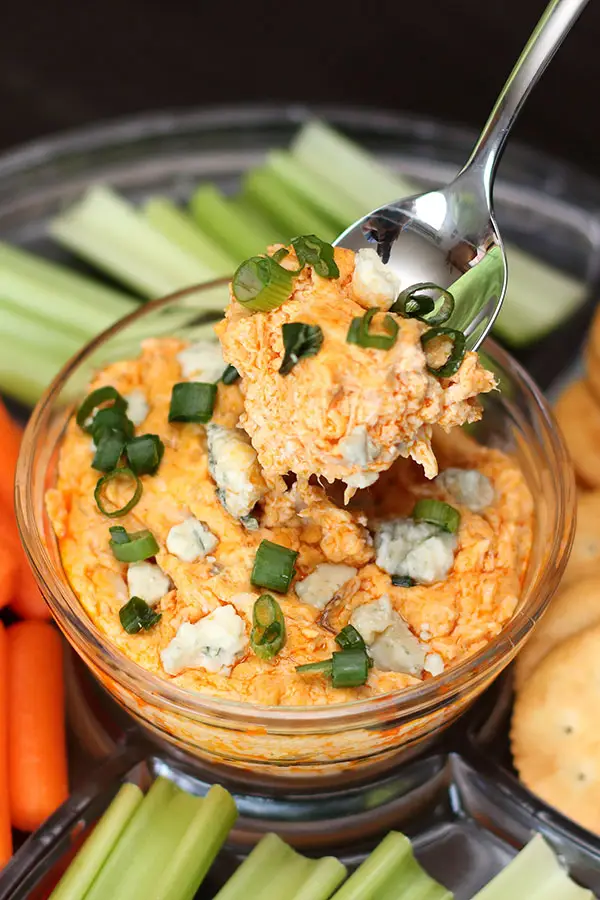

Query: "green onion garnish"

xmin=168 ymin=382 xmax=217 ymax=424
xmin=421 ymin=326 xmax=466 ymax=377
xmin=91 ymin=406 xmax=134 ymax=443
xmin=347 ymin=308 xmax=399 ymax=350
xmin=250 ymin=594 xmax=286 ymax=660
xmin=94 ymin=467 xmax=143 ymax=518
xmin=251 ymin=539 xmax=298 ymax=593
xmin=296 ymin=648 xmax=370 ymax=688
xmin=76 ymin=386 xmax=126 ymax=432
xmin=119 ymin=596 xmax=162 ymax=634
xmin=391 ymin=282 xmax=455 ymax=325
xmin=412 ymin=498 xmax=461 ymax=534
xmin=270 ymin=247 xmax=289 ymax=264
xmin=125 ymin=434 xmax=165 ymax=476
xmin=391 ymin=575 xmax=415 ymax=587
xmin=109 ymin=526 xmax=160 ymax=562
xmin=291 ymin=234 xmax=339 ymax=278
xmin=232 ymin=255 xmax=295 ymax=312
xmin=335 ymin=624 xmax=366 ymax=652
xmin=221 ymin=364 xmax=240 ymax=385
xmin=92 ymin=431 xmax=126 ymax=473
xmin=279 ymin=322 xmax=324 ymax=375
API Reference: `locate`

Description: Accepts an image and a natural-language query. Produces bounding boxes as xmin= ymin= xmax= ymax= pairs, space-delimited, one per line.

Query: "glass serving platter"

xmin=0 ymin=104 xmax=599 ymax=897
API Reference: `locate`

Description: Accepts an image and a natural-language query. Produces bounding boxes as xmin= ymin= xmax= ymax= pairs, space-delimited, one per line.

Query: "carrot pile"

xmin=0 ymin=397 xmax=68 ymax=870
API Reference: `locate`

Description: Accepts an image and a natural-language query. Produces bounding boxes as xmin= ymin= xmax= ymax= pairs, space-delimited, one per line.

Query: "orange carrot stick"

xmin=8 ymin=621 xmax=68 ymax=832
xmin=10 ymin=557 xmax=50 ymax=620
xmin=0 ymin=541 xmax=19 ymax=611
xmin=0 ymin=399 xmax=23 ymax=513
xmin=0 ymin=622 xmax=12 ymax=867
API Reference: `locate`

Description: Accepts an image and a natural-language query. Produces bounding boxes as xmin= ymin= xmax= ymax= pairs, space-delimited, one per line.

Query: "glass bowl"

xmin=15 ymin=281 xmax=575 ymax=784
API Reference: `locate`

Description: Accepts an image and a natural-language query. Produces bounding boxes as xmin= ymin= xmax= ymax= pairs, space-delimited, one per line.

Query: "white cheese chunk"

xmin=435 ymin=468 xmax=495 ymax=512
xmin=127 ymin=561 xmax=171 ymax=607
xmin=424 ymin=652 xmax=445 ymax=677
xmin=166 ymin=517 xmax=218 ymax=563
xmin=160 ymin=605 xmax=247 ymax=675
xmin=344 ymin=472 xmax=379 ymax=491
xmin=176 ymin=341 xmax=226 ymax=383
xmin=351 ymin=248 xmax=401 ymax=310
xmin=350 ymin=595 xmax=426 ymax=676
xmin=375 ymin=518 xmax=457 ymax=585
xmin=295 ymin=564 xmax=357 ymax=610
xmin=206 ymin=423 xmax=266 ymax=520
xmin=339 ymin=426 xmax=380 ymax=467
xmin=124 ymin=389 xmax=149 ymax=427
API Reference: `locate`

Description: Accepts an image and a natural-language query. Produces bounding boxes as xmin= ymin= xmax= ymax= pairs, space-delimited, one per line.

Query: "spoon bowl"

xmin=336 ymin=0 xmax=588 ymax=350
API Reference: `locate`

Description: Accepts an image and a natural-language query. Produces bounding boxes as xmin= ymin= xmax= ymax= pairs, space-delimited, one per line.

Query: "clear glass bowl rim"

xmin=15 ymin=279 xmax=575 ymax=729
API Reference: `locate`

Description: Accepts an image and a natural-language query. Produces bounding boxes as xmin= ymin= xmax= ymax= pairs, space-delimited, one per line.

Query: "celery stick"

xmin=292 ymin=120 xmax=587 ymax=346
xmin=231 ymin=197 xmax=287 ymax=244
xmin=213 ymin=833 xmax=294 ymax=900
xmin=0 ymin=241 xmax=136 ymax=340
xmin=84 ymin=776 xmax=177 ymax=900
xmin=190 ymin=184 xmax=275 ymax=259
xmin=266 ymin=150 xmax=362 ymax=229
xmin=51 ymin=186 xmax=220 ymax=298
xmin=0 ymin=336 xmax=65 ymax=406
xmin=243 ymin=168 xmax=337 ymax=243
xmin=110 ymin=789 xmax=201 ymax=900
xmin=472 ymin=834 xmax=593 ymax=899
xmin=377 ymin=852 xmax=452 ymax=900
xmin=143 ymin=198 xmax=236 ymax=276
xmin=1 ymin=298 xmax=81 ymax=362
xmin=291 ymin=856 xmax=348 ymax=900
xmin=49 ymin=783 xmax=142 ymax=900
xmin=152 ymin=783 xmax=238 ymax=900
xmin=257 ymin=855 xmax=315 ymax=900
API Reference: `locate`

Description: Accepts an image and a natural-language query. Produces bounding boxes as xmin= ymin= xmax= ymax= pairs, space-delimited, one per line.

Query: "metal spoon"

xmin=335 ymin=0 xmax=589 ymax=350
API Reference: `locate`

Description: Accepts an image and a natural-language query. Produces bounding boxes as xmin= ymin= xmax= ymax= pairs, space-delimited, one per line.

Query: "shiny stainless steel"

xmin=336 ymin=0 xmax=589 ymax=350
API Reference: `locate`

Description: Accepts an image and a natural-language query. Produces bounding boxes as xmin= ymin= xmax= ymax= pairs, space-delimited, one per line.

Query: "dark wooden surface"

xmin=1 ymin=0 xmax=598 ymax=174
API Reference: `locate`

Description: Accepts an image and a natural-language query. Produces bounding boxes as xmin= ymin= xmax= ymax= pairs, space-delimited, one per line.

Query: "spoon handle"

xmin=461 ymin=0 xmax=589 ymax=197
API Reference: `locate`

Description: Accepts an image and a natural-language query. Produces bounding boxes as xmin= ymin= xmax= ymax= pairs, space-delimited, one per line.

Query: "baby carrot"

xmin=0 ymin=541 xmax=19 ymax=611
xmin=11 ymin=556 xmax=50 ymax=620
xmin=0 ymin=622 xmax=12 ymax=867
xmin=8 ymin=621 xmax=68 ymax=832
xmin=0 ymin=398 xmax=23 ymax=512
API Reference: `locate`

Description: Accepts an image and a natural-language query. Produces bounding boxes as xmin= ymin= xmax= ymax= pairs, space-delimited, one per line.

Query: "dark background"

xmin=1 ymin=0 xmax=597 ymax=174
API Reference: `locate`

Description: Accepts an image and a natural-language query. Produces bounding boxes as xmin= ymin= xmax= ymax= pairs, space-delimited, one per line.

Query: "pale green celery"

xmin=190 ymin=184 xmax=275 ymax=259
xmin=143 ymin=198 xmax=236 ymax=276
xmin=0 ymin=336 xmax=66 ymax=406
xmin=51 ymin=185 xmax=221 ymax=298
xmin=472 ymin=834 xmax=593 ymax=900
xmin=1 ymin=298 xmax=81 ymax=361
xmin=48 ymin=783 xmax=143 ymax=900
xmin=213 ymin=833 xmax=294 ymax=900
xmin=84 ymin=776 xmax=178 ymax=900
xmin=266 ymin=150 xmax=362 ymax=229
xmin=152 ymin=783 xmax=238 ymax=900
xmin=291 ymin=856 xmax=348 ymax=900
xmin=0 ymin=241 xmax=136 ymax=340
xmin=331 ymin=832 xmax=447 ymax=900
xmin=231 ymin=197 xmax=287 ymax=244
xmin=448 ymin=247 xmax=505 ymax=334
xmin=110 ymin=789 xmax=202 ymax=900
xmin=292 ymin=120 xmax=587 ymax=346
xmin=243 ymin=168 xmax=337 ymax=243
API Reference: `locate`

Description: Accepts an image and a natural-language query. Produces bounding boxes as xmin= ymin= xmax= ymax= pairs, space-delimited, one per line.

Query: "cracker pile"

xmin=511 ymin=307 xmax=600 ymax=834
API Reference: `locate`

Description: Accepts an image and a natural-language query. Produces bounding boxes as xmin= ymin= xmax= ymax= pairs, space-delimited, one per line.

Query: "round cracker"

xmin=514 ymin=574 xmax=600 ymax=690
xmin=511 ymin=623 xmax=600 ymax=835
xmin=554 ymin=379 xmax=600 ymax=488
xmin=562 ymin=490 xmax=600 ymax=586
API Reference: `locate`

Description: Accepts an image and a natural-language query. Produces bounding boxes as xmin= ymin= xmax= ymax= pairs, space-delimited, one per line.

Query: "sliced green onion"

xmin=91 ymin=406 xmax=134 ymax=443
xmin=412 ymin=498 xmax=460 ymax=534
xmin=94 ymin=467 xmax=143 ymax=518
xmin=221 ymin=364 xmax=240 ymax=385
xmin=251 ymin=540 xmax=298 ymax=593
xmin=335 ymin=624 xmax=366 ymax=652
xmin=92 ymin=431 xmax=126 ymax=473
xmin=391 ymin=282 xmax=455 ymax=325
xmin=168 ymin=382 xmax=217 ymax=424
xmin=391 ymin=575 xmax=415 ymax=587
xmin=296 ymin=658 xmax=333 ymax=676
xmin=291 ymin=234 xmax=339 ymax=278
xmin=119 ymin=596 xmax=162 ymax=634
xmin=347 ymin=308 xmax=399 ymax=350
xmin=331 ymin=649 xmax=370 ymax=688
xmin=125 ymin=434 xmax=165 ymax=476
xmin=279 ymin=322 xmax=324 ymax=375
xmin=109 ymin=526 xmax=160 ymax=562
xmin=250 ymin=594 xmax=286 ymax=660
xmin=76 ymin=386 xmax=126 ymax=431
xmin=421 ymin=326 xmax=466 ymax=377
xmin=270 ymin=247 xmax=289 ymax=264
xmin=232 ymin=256 xmax=295 ymax=312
